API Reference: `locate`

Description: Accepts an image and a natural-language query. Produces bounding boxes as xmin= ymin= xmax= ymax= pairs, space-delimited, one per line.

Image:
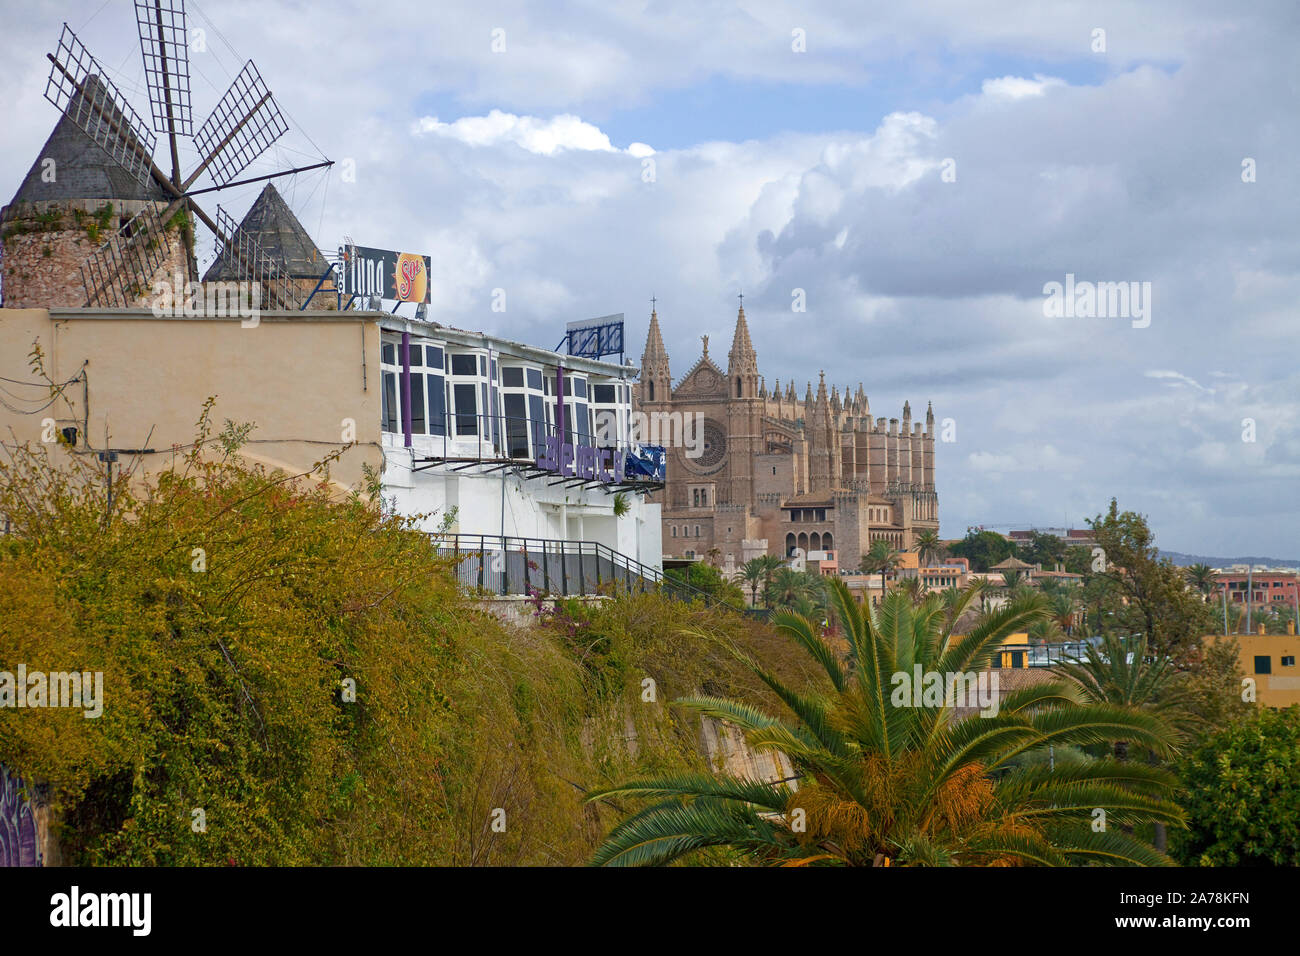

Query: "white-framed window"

xmin=500 ymin=363 xmax=546 ymax=459
xmin=544 ymin=372 xmax=592 ymax=448
xmin=381 ymin=337 xmax=448 ymax=437
xmin=589 ymin=378 xmax=630 ymax=451
xmin=447 ymin=349 xmax=490 ymax=443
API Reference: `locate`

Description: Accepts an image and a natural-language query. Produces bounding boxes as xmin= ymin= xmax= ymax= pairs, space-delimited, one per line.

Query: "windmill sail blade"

xmin=190 ymin=62 xmax=289 ymax=189
xmin=212 ymin=205 xmax=298 ymax=310
xmin=135 ymin=0 xmax=193 ymax=137
xmin=81 ymin=205 xmax=174 ymax=308
xmin=45 ymin=24 xmax=158 ymax=189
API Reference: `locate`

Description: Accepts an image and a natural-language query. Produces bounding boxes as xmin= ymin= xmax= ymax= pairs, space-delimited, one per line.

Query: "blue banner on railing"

xmin=625 ymin=444 xmax=666 ymax=481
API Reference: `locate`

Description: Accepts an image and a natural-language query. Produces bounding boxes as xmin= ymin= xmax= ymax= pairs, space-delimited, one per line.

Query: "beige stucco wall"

xmin=0 ymin=308 xmax=383 ymax=492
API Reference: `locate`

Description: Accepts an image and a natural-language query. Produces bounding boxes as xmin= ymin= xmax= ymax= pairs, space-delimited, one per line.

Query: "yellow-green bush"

xmin=0 ymin=407 xmax=809 ymax=865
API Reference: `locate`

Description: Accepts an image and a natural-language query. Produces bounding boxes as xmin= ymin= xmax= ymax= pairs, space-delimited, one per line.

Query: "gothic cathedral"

xmin=635 ymin=304 xmax=940 ymax=574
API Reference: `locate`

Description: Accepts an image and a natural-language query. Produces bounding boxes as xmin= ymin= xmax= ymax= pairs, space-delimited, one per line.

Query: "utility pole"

xmin=98 ymin=450 xmax=119 ymax=525
xmin=1246 ymin=565 xmax=1253 ymax=635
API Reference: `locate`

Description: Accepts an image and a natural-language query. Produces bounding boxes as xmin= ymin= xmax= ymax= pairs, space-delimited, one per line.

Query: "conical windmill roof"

xmin=202 ymin=183 xmax=325 ymax=280
xmin=5 ymin=75 xmax=169 ymax=210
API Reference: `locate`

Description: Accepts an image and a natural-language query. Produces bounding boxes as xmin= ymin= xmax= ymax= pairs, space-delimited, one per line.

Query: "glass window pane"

xmin=479 ymin=355 xmax=487 ymax=376
xmin=527 ymin=368 xmax=542 ymax=391
xmin=426 ymin=345 xmax=443 ymax=369
xmin=573 ymin=401 xmax=590 ymax=446
xmin=408 ymin=343 xmax=423 ymax=367
xmin=428 ymin=374 xmax=446 ymax=436
xmin=410 ymin=372 xmax=426 ymax=434
xmin=451 ymin=354 xmax=477 ymax=376
xmin=502 ymin=366 xmax=524 ymax=387
xmin=382 ymin=371 xmax=398 ymax=433
xmin=504 ymin=394 xmax=528 ymax=458
xmin=454 ymin=383 xmax=477 ymax=435
xmin=593 ymin=384 xmax=615 ymax=404
xmin=528 ymin=395 xmax=545 ymax=453
xmin=382 ymin=342 xmax=395 ymax=365
xmin=483 ymin=383 xmax=496 ymax=446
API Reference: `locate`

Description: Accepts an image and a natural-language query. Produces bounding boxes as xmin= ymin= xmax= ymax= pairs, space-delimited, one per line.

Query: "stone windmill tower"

xmin=1 ymin=74 xmax=187 ymax=309
xmin=1 ymin=3 xmax=332 ymax=311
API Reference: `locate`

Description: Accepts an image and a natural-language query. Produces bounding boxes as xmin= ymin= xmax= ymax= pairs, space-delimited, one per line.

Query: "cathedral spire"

xmin=640 ymin=304 xmax=671 ymax=404
xmin=728 ymin=297 xmax=758 ymax=398
xmin=643 ymin=305 xmax=667 ymax=362
xmin=729 ymin=301 xmax=755 ymax=358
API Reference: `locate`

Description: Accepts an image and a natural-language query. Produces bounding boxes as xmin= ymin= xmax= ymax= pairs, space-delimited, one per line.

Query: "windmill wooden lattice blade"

xmin=45 ymin=24 xmax=158 ymax=189
xmin=135 ymin=0 xmax=193 ymax=137
xmin=212 ymin=205 xmax=298 ymax=310
xmin=81 ymin=205 xmax=174 ymax=308
xmin=191 ymin=61 xmax=289 ymax=189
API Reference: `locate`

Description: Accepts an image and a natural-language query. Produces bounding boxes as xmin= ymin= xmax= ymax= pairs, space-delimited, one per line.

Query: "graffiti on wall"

xmin=0 ymin=765 xmax=42 ymax=867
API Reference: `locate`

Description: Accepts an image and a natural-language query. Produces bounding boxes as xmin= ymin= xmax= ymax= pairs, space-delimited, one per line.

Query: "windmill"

xmin=42 ymin=0 xmax=332 ymax=309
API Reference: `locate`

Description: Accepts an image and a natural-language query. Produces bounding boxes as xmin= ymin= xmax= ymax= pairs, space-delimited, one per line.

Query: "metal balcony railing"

xmin=389 ymin=411 xmax=666 ymax=484
xmin=428 ymin=532 xmax=729 ymax=608
xmin=995 ymin=638 xmax=1103 ymax=668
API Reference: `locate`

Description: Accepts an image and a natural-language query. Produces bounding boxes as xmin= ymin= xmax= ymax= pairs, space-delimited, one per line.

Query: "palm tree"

xmin=914 ymin=529 xmax=943 ymax=568
xmin=756 ymin=554 xmax=782 ymax=608
xmin=898 ymin=576 xmax=926 ymax=605
xmin=1056 ymin=633 xmax=1195 ymax=759
xmin=859 ymin=538 xmax=900 ymax=602
xmin=1048 ymin=589 xmax=1079 ymax=636
xmin=767 ymin=567 xmax=807 ymax=610
xmin=768 ymin=568 xmax=826 ymax=613
xmin=1184 ymin=563 xmax=1216 ymax=601
xmin=588 ymin=579 xmax=1184 ymax=866
xmin=1056 ymin=633 xmax=1195 ymax=852
xmin=740 ymin=558 xmax=766 ymax=607
xmin=1028 ymin=617 xmax=1066 ymax=644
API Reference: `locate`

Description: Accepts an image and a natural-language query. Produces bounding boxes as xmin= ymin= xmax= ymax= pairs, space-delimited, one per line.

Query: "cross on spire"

xmin=650 ymin=294 xmax=657 ymax=312
xmin=737 ymin=291 xmax=744 ymax=307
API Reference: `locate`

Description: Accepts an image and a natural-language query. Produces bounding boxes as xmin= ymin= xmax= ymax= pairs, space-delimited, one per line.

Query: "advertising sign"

xmin=565 ymin=314 xmax=624 ymax=360
xmin=339 ymin=244 xmax=431 ymax=303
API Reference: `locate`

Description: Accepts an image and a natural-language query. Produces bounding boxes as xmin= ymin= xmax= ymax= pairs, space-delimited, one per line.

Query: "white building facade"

xmin=376 ymin=317 xmax=663 ymax=571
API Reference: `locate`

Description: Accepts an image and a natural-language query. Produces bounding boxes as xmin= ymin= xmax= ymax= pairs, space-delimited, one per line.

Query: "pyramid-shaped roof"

xmin=6 ymin=75 xmax=169 ymax=210
xmin=203 ymin=183 xmax=325 ymax=280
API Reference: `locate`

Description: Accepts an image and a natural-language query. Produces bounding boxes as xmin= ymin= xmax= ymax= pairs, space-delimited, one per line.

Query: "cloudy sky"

xmin=2 ymin=1 xmax=1297 ymax=557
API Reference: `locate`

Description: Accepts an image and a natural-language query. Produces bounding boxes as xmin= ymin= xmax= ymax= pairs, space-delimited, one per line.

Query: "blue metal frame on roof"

xmin=558 ymin=314 xmax=625 ymax=363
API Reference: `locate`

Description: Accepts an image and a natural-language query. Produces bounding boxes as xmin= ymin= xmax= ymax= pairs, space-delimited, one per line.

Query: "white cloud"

xmin=412 ymin=110 xmax=622 ymax=155
xmin=980 ymin=74 xmax=1066 ymax=100
xmin=1145 ymin=370 xmax=1213 ymax=393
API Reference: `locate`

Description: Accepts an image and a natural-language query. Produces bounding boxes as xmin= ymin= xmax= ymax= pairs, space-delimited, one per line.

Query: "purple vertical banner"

xmin=0 ymin=766 xmax=41 ymax=867
xmin=401 ymin=331 xmax=413 ymax=448
xmin=556 ymin=363 xmax=566 ymax=447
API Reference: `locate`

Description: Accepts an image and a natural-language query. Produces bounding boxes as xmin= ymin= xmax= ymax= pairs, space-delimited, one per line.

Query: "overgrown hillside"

xmin=0 ymin=415 xmax=819 ymax=865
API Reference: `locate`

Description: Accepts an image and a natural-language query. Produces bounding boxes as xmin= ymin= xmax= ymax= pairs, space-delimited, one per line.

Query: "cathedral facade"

xmin=635 ymin=304 xmax=940 ymax=573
